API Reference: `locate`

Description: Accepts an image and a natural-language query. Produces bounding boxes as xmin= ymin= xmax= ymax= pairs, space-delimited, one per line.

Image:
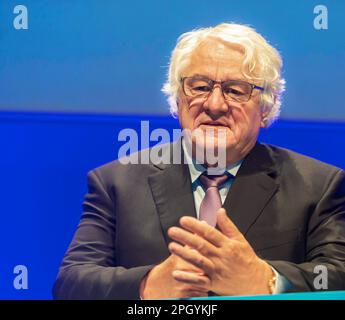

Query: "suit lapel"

xmin=148 ymin=140 xmax=280 ymax=245
xmin=223 ymin=142 xmax=280 ymax=236
xmin=148 ymin=141 xmax=197 ymax=246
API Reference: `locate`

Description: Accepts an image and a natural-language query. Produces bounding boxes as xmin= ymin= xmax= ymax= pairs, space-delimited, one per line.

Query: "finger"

xmin=172 ymin=270 xmax=211 ymax=287
xmin=216 ymin=208 xmax=244 ymax=241
xmin=168 ymin=241 xmax=214 ymax=275
xmin=178 ymin=216 xmax=225 ymax=247
xmin=174 ymin=252 xmax=205 ymax=274
xmin=168 ymin=227 xmax=217 ymax=256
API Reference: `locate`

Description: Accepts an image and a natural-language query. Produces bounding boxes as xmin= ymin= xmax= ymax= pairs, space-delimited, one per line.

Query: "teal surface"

xmin=187 ymin=291 xmax=345 ymax=300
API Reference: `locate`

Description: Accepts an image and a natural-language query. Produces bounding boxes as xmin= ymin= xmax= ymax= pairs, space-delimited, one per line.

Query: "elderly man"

xmin=53 ymin=23 xmax=345 ymax=299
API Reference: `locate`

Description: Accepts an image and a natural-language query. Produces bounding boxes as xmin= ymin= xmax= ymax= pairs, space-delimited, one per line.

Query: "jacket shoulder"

xmin=86 ymin=142 xmax=175 ymax=186
xmin=262 ymin=143 xmax=344 ymax=184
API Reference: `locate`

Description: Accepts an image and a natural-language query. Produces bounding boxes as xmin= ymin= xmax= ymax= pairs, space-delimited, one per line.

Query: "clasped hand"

xmin=141 ymin=208 xmax=273 ymax=299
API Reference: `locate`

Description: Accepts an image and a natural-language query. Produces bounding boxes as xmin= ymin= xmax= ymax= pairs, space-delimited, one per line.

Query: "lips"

xmin=204 ymin=123 xmax=222 ymax=126
xmin=200 ymin=121 xmax=228 ymax=128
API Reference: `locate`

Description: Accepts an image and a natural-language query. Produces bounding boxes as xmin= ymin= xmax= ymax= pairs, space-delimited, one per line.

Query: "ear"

xmin=260 ymin=112 xmax=268 ymax=128
xmin=260 ymin=107 xmax=269 ymax=128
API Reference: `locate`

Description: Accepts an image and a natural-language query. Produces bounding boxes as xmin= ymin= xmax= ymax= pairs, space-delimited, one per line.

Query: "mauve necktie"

xmin=199 ymin=173 xmax=230 ymax=227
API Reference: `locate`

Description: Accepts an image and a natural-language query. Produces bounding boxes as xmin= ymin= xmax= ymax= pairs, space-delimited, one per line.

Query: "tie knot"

xmin=199 ymin=173 xmax=230 ymax=190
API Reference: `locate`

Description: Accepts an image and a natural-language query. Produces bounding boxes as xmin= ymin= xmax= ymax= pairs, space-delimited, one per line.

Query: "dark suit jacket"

xmin=53 ymin=141 xmax=345 ymax=299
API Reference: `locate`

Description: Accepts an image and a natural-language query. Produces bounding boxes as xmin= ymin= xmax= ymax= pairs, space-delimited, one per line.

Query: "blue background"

xmin=0 ymin=1 xmax=344 ymax=299
xmin=1 ymin=0 xmax=345 ymax=120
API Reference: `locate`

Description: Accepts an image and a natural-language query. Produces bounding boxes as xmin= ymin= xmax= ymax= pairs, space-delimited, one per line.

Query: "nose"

xmin=203 ymin=85 xmax=229 ymax=117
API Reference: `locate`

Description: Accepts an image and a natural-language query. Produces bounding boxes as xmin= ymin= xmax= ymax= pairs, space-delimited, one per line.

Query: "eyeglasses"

xmin=181 ymin=76 xmax=264 ymax=103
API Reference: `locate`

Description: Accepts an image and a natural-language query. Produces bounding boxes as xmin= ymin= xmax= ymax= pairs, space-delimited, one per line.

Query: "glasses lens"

xmin=222 ymin=81 xmax=252 ymax=102
xmin=184 ymin=78 xmax=212 ymax=97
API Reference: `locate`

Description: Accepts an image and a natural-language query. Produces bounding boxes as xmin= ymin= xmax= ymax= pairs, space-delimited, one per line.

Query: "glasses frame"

xmin=181 ymin=76 xmax=264 ymax=103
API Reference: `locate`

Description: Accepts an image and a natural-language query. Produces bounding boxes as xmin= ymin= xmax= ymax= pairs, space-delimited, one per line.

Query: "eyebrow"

xmin=188 ymin=74 xmax=246 ymax=82
xmin=190 ymin=73 xmax=210 ymax=79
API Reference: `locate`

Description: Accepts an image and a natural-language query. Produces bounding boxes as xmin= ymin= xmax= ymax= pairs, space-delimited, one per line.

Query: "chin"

xmin=203 ymin=137 xmax=227 ymax=150
xmin=191 ymin=135 xmax=228 ymax=167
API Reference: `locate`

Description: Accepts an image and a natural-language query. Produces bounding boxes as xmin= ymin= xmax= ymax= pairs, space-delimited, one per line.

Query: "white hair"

xmin=162 ymin=23 xmax=285 ymax=126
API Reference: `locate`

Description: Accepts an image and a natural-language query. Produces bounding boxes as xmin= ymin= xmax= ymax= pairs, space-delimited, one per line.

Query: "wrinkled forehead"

xmin=182 ymin=38 xmax=246 ymax=80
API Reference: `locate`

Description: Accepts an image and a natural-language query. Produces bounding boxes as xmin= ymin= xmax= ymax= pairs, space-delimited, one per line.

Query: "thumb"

xmin=216 ymin=208 xmax=243 ymax=240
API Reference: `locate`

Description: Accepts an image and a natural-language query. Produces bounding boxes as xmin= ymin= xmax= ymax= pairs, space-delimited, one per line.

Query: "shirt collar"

xmin=182 ymin=138 xmax=243 ymax=184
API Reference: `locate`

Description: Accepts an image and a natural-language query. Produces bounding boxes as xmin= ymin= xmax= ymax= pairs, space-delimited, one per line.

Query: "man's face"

xmin=177 ymin=40 xmax=266 ymax=164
